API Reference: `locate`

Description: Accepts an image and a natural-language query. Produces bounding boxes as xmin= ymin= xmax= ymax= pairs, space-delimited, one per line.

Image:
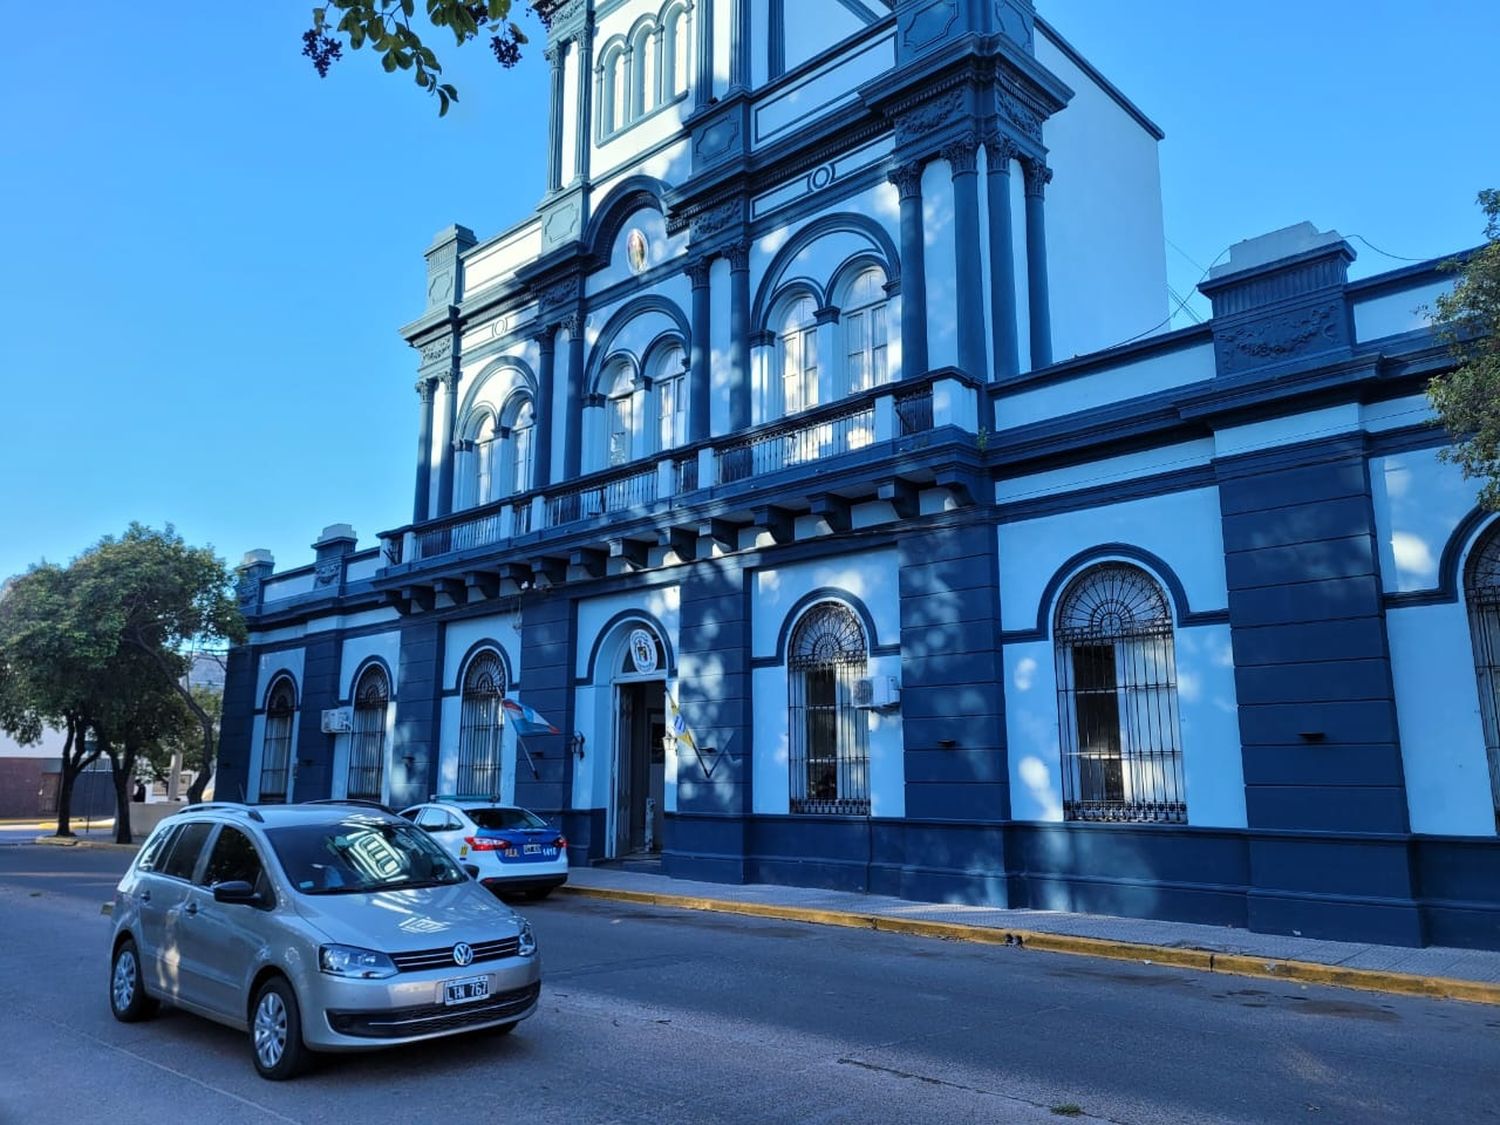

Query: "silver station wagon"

xmin=107 ymin=802 xmax=542 ymax=1079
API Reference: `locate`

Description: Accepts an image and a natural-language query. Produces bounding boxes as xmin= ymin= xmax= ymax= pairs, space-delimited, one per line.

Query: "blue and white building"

xmin=217 ymin=0 xmax=1500 ymax=949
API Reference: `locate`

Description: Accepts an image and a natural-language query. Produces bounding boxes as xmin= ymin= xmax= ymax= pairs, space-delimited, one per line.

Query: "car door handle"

xmin=138 ymin=890 xmax=151 ymax=903
xmin=184 ymin=901 xmax=199 ymax=916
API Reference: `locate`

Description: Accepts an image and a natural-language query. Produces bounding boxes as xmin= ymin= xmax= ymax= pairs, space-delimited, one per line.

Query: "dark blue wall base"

xmin=660 ymin=814 xmax=1500 ymax=950
xmin=561 ymin=807 xmax=606 ymax=868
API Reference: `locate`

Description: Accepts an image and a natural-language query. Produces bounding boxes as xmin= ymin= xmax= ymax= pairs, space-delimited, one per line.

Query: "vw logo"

xmin=452 ymin=942 xmax=474 ymax=967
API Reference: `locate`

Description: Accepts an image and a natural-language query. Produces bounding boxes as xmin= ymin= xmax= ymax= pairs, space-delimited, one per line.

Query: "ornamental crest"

xmin=628 ymin=628 xmax=659 ymax=673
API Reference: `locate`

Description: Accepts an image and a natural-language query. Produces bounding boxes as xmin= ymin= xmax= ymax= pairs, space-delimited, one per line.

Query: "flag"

xmin=667 ymin=691 xmax=698 ymax=754
xmin=501 ymin=697 xmax=560 ymax=736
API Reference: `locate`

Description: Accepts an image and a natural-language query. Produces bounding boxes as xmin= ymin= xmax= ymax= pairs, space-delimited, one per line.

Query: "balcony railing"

xmin=546 ymin=465 xmax=657 ymax=526
xmin=894 ymin=386 xmax=933 ymax=435
xmin=717 ymin=404 xmax=876 ymax=484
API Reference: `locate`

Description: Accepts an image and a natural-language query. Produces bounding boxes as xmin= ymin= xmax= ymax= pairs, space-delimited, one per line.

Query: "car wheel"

xmin=109 ymin=938 xmax=159 ymax=1022
xmin=251 ymin=977 xmax=310 ymax=1080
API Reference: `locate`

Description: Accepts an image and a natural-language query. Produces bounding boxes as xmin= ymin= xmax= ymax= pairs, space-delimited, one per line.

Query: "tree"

xmin=0 ymin=566 xmax=113 ymax=837
xmin=77 ymin=525 xmax=245 ymax=808
xmin=1429 ymin=189 xmax=1500 ymax=511
xmin=146 ymin=682 xmax=224 ymax=793
xmin=91 ymin=648 xmax=186 ymax=844
xmin=302 ymin=1 xmax=549 ymax=115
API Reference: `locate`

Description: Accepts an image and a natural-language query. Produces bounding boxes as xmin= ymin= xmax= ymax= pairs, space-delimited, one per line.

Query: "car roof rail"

xmin=184 ymin=801 xmax=265 ymax=823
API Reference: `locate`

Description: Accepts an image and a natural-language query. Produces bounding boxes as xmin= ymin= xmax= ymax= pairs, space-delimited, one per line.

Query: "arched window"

xmin=653 ymin=343 xmax=687 ymax=452
xmin=259 ymin=676 xmax=296 ymax=803
xmin=471 ymin=413 xmax=498 ymax=507
xmin=605 ymin=363 xmax=636 ymax=467
xmin=841 ymin=267 xmax=890 ymax=393
xmin=457 ymin=651 xmax=506 ymax=798
xmin=1465 ymin=523 xmax=1500 ymax=828
xmin=788 ymin=602 xmax=869 ymax=815
xmin=777 ymin=295 xmax=819 ymax=415
xmin=1053 ymin=564 xmax=1185 ymax=823
xmin=348 ymin=664 xmax=390 ymax=802
xmin=600 ymin=43 xmax=626 ymax=134
xmin=662 ymin=1 xmax=691 ymax=99
xmin=630 ymin=24 xmax=656 ymax=117
xmin=504 ymin=397 xmax=536 ymax=496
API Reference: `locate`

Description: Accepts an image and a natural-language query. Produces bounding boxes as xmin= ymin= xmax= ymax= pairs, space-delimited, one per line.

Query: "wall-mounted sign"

xmin=626 ymin=228 xmax=650 ymax=275
xmin=628 ymin=627 xmax=659 ymax=673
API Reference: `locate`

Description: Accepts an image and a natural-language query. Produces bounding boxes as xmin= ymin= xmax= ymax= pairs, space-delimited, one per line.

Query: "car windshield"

xmin=266 ymin=817 xmax=469 ymax=895
xmin=468 ymin=807 xmax=549 ymax=831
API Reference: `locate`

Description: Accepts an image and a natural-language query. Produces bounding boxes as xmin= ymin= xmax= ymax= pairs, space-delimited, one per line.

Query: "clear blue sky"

xmin=2 ymin=2 xmax=1496 ymax=584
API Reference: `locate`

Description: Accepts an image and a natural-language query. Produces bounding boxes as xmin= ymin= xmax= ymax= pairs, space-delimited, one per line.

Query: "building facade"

xmin=217 ymin=0 xmax=1500 ymax=950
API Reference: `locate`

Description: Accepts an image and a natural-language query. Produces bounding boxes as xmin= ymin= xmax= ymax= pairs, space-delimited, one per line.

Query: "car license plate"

xmin=523 ymin=844 xmax=556 ymax=856
xmin=444 ymin=975 xmax=489 ymax=1006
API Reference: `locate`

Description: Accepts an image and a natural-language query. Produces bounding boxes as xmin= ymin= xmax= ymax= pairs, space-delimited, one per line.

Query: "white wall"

xmin=1034 ymin=27 xmax=1168 ymax=363
xmin=921 ymin=158 xmax=958 ymax=372
xmin=1352 ymin=278 xmax=1449 ymax=343
xmin=1370 ymin=447 xmax=1480 ymax=594
xmin=996 ymin=341 xmax=1214 ymax=430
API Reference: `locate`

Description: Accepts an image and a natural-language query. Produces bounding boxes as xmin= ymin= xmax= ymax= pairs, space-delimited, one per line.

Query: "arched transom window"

xmin=1053 ymin=564 xmax=1185 ymax=824
xmin=348 ymin=664 xmax=390 ymax=802
xmin=259 ymin=676 xmax=296 ymax=803
xmin=842 ymin=267 xmax=890 ymax=394
xmin=457 ymin=651 xmax=506 ymax=799
xmin=788 ymin=602 xmax=869 ymax=816
xmin=1466 ymin=523 xmax=1500 ymax=829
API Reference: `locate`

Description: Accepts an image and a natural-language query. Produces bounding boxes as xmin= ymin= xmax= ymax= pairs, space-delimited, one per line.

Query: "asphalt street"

xmin=2 ymin=844 xmax=1497 ymax=1125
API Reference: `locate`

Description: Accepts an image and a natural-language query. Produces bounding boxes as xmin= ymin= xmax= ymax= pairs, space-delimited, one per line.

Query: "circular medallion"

xmin=626 ymin=228 xmax=650 ymax=275
xmin=628 ymin=628 xmax=659 ymax=673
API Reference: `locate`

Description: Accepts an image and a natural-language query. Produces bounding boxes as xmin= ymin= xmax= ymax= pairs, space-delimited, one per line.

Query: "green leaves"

xmin=1429 ymin=189 xmax=1500 ymax=511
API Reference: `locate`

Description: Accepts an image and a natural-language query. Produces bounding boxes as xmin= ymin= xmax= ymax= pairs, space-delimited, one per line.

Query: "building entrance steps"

xmin=560 ymin=867 xmax=1500 ymax=1005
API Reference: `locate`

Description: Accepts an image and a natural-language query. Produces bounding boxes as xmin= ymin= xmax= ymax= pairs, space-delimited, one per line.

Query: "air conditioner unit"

xmin=321 ymin=706 xmax=354 ymax=734
xmin=852 ymin=676 xmax=900 ymax=710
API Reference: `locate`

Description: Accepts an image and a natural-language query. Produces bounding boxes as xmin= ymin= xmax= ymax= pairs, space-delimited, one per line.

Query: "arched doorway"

xmin=610 ymin=625 xmax=667 ymax=858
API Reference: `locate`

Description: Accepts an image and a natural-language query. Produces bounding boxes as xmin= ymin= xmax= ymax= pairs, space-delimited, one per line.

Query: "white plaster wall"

xmin=997 ymin=489 xmax=1230 ymax=629
xmin=754 ymin=23 xmax=892 ymax=144
xmin=776 ymin=0 xmax=867 ymax=78
xmin=1370 ymin=447 xmax=1481 ymax=593
xmin=752 ymin=550 xmax=900 ymax=656
xmin=1213 ymin=404 xmax=1361 ymax=460
xmin=995 ymin=439 xmax=1214 ymax=506
xmin=590 ymin=0 xmax=697 ymax=181
xmin=432 ymin=614 xmax=525 ymax=804
xmin=1035 ymin=28 xmax=1168 ymax=363
xmin=1352 ymin=278 xmax=1449 ymax=343
xmin=922 ymin=159 xmax=958 ymax=372
xmin=343 ymin=554 xmax=380 ymax=583
xmin=247 ymin=648 xmax=305 ymax=803
xmin=996 ymin=341 xmax=1215 ymax=430
xmin=261 ymin=572 xmax=314 ymax=602
xmin=1389 ymin=599 xmax=1496 ymax=836
xmin=585 ymin=206 xmax=689 ymax=296
xmin=462 ymin=220 xmax=543 ymax=297
xmin=709 ymin=255 xmax=733 ymax=435
xmin=1003 ymin=621 xmax=1244 ymax=828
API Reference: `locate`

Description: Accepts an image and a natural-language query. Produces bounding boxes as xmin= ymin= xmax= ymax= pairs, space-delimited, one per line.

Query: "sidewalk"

xmin=561 ymin=866 xmax=1500 ymax=1005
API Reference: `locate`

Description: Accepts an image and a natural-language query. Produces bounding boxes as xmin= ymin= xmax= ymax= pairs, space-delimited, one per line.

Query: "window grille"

xmin=1054 ymin=564 xmax=1186 ymax=824
xmin=259 ymin=677 xmax=296 ymax=803
xmin=788 ymin=602 xmax=870 ymax=815
xmin=457 ymin=651 xmax=506 ymax=799
xmin=1466 ymin=524 xmax=1500 ymax=829
xmin=347 ymin=665 xmax=390 ymax=802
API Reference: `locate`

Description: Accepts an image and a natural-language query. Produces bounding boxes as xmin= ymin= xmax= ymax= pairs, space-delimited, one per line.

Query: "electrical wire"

xmin=1347 ymin=233 xmax=1431 ymax=264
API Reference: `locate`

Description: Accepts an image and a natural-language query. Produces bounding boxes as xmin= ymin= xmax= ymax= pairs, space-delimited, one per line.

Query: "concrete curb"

xmin=32 ymin=835 xmax=139 ymax=851
xmin=558 ymin=885 xmax=1500 ymax=1007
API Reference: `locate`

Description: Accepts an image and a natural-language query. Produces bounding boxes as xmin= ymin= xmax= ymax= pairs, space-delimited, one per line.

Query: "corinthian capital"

xmin=984 ymin=134 xmax=1019 ymax=168
xmin=941 ymin=135 xmax=979 ymax=176
xmin=887 ymin=160 xmax=925 ymax=201
xmin=725 ymin=240 xmax=751 ymax=272
xmin=415 ymin=377 xmax=437 ymax=404
xmin=1022 ymin=159 xmax=1053 ymax=199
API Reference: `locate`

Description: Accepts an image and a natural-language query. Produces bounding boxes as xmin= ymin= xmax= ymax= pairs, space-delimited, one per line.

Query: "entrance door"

xmin=615 ymin=681 xmax=666 ymax=856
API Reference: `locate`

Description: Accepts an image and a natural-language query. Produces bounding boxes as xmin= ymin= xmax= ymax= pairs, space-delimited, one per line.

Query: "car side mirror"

xmin=463 ymin=864 xmax=480 ymax=880
xmin=212 ymin=880 xmax=260 ymax=905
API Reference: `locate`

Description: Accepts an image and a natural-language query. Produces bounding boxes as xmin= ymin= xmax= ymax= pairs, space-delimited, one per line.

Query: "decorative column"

xmin=572 ymin=18 xmax=594 ymax=185
xmin=545 ymin=41 xmax=568 ymax=192
xmin=562 ymin=312 xmax=586 ymax=479
xmin=435 ymin=370 xmax=459 ymax=517
xmin=413 ymin=377 xmax=436 ymax=522
xmin=694 ymin=0 xmax=713 ymax=108
xmin=768 ymin=0 xmax=785 ymax=80
xmin=888 ymin=161 xmax=928 ymax=378
xmin=727 ymin=241 xmax=751 ymax=432
xmin=945 ymin=135 xmax=986 ymax=378
xmin=687 ymin=255 xmax=713 ymax=441
xmin=729 ymin=0 xmax=750 ymax=90
xmin=533 ymin=324 xmax=557 ymax=488
xmin=984 ymin=135 xmax=1020 ymax=380
xmin=1023 ymin=157 xmax=1053 ymax=369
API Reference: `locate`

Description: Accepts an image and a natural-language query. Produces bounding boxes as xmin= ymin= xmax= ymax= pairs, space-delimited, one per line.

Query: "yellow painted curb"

xmin=32 ymin=835 xmax=139 ymax=851
xmin=559 ymin=884 xmax=1500 ymax=1007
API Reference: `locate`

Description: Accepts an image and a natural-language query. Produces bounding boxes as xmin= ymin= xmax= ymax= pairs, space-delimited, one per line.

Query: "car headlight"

xmin=319 ymin=944 xmax=398 ymax=979
xmin=517 ymin=920 xmax=537 ymax=957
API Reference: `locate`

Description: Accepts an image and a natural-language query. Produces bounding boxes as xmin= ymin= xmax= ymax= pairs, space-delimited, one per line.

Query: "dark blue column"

xmin=888 ymin=161 xmax=928 ymax=378
xmin=515 ymin=595 xmax=575 ymax=829
xmin=215 ymin=646 xmax=258 ymax=803
xmin=391 ymin=621 xmax=443 ymax=809
xmin=1022 ymin=158 xmax=1052 ymax=369
xmin=413 ymin=377 xmax=436 ymax=522
xmin=694 ymin=0 xmax=713 ymax=107
xmin=545 ymin=41 xmax=567 ymax=192
xmin=687 ymin=255 xmax=712 ymax=442
xmin=730 ymin=0 xmax=750 ymax=89
xmin=435 ymin=370 xmax=458 ymax=517
xmin=669 ymin=557 xmax=752 ymax=884
xmin=294 ymin=636 xmax=341 ymax=801
xmin=727 ymin=243 xmax=751 ymax=431
xmin=767 ymin=0 xmax=785 ymax=79
xmin=945 ymin=136 xmax=986 ymax=378
xmin=532 ymin=325 xmax=556 ymax=489
xmin=1218 ymin=438 xmax=1420 ymax=945
xmin=562 ymin=313 xmax=585 ymax=479
xmin=572 ymin=21 xmax=593 ymax=184
xmin=984 ymin=136 xmax=1020 ymax=380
